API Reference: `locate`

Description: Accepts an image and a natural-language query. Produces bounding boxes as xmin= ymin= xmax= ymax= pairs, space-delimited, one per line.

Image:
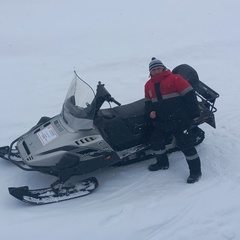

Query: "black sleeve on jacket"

xmin=145 ymin=100 xmax=154 ymax=117
xmin=182 ymin=90 xmax=200 ymax=119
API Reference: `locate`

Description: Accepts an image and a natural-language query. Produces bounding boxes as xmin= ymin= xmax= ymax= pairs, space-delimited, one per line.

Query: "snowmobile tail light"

xmin=105 ymin=156 xmax=111 ymax=160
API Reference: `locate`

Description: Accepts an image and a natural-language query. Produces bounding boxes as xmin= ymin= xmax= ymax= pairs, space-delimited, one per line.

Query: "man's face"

xmin=150 ymin=67 xmax=164 ymax=76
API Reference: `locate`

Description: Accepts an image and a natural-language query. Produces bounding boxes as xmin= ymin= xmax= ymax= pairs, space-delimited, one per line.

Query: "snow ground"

xmin=1 ymin=0 xmax=240 ymax=239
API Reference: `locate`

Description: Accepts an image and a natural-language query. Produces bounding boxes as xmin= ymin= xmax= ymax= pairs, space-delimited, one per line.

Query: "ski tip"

xmin=8 ymin=186 xmax=29 ymax=201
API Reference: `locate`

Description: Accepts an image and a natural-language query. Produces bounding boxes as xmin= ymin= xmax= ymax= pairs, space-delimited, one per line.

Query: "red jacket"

xmin=144 ymin=70 xmax=200 ymax=132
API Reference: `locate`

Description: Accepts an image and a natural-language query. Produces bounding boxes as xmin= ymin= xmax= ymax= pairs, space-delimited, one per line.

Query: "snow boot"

xmin=187 ymin=158 xmax=202 ymax=183
xmin=187 ymin=172 xmax=202 ymax=183
xmin=148 ymin=153 xmax=169 ymax=171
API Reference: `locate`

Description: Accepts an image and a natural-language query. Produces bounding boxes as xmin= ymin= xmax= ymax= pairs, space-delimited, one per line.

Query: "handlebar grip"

xmin=112 ymin=99 xmax=121 ymax=106
xmin=110 ymin=97 xmax=121 ymax=106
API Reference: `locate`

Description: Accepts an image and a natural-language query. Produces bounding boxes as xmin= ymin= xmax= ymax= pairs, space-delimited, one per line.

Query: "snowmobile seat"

xmin=95 ymin=99 xmax=153 ymax=151
xmin=111 ymin=98 xmax=146 ymax=118
xmin=97 ymin=98 xmax=146 ymax=119
xmin=101 ymin=98 xmax=152 ymax=134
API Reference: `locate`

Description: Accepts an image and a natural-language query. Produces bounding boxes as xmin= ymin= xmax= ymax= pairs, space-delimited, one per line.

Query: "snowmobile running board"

xmin=8 ymin=177 xmax=99 ymax=205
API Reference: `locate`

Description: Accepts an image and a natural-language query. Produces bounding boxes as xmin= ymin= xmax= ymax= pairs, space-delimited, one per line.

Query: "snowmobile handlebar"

xmin=107 ymin=97 xmax=121 ymax=106
xmin=95 ymin=82 xmax=121 ymax=109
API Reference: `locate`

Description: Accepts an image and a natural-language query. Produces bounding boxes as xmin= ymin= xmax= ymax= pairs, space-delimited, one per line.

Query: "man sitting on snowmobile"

xmin=144 ymin=57 xmax=202 ymax=183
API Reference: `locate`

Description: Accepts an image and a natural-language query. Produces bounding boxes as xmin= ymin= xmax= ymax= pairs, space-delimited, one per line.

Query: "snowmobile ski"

xmin=8 ymin=177 xmax=99 ymax=205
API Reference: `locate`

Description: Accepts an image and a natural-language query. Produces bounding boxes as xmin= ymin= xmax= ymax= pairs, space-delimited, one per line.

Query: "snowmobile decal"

xmin=37 ymin=124 xmax=59 ymax=146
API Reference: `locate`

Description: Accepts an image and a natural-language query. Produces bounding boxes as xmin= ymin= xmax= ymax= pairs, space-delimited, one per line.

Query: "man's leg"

xmin=148 ymin=129 xmax=169 ymax=171
xmin=174 ymin=128 xmax=202 ymax=183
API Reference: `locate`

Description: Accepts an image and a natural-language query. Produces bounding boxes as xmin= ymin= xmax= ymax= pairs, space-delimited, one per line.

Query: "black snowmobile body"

xmin=0 ymin=64 xmax=219 ymax=204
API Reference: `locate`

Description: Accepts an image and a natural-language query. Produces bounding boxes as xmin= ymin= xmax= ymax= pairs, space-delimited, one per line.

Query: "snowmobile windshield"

xmin=61 ymin=72 xmax=96 ymax=130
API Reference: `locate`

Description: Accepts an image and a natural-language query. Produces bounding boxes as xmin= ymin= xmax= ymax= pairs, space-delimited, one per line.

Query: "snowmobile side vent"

xmin=54 ymin=120 xmax=64 ymax=132
xmin=23 ymin=141 xmax=31 ymax=155
xmin=18 ymin=136 xmax=24 ymax=141
xmin=26 ymin=155 xmax=34 ymax=161
xmin=75 ymin=137 xmax=96 ymax=146
xmin=43 ymin=122 xmax=51 ymax=127
xmin=34 ymin=128 xmax=41 ymax=134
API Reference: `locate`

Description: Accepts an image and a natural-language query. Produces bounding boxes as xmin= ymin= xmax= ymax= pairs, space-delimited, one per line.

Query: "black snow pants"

xmin=150 ymin=126 xmax=201 ymax=174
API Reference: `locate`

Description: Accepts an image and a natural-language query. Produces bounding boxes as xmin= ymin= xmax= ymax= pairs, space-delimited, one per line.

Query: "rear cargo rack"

xmin=172 ymin=64 xmax=220 ymax=128
xmin=195 ymin=80 xmax=219 ymax=128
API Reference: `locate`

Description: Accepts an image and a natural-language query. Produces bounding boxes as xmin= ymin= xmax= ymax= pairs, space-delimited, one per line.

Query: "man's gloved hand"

xmin=150 ymin=111 xmax=157 ymax=119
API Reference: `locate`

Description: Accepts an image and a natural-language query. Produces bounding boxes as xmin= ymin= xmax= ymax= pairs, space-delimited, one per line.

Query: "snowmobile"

xmin=0 ymin=64 xmax=219 ymax=205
